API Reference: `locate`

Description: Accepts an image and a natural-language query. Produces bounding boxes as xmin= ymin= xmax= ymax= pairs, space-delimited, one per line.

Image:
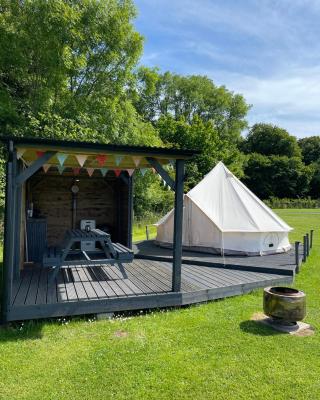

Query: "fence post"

xmin=310 ymin=229 xmax=314 ymax=249
xmin=306 ymin=233 xmax=310 ymax=257
xmin=303 ymin=235 xmax=307 ymax=262
xmin=145 ymin=225 xmax=149 ymax=240
xmin=295 ymin=241 xmax=301 ymax=273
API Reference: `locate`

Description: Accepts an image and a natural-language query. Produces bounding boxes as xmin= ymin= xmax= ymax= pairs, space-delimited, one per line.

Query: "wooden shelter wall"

xmin=28 ymin=173 xmax=129 ymax=248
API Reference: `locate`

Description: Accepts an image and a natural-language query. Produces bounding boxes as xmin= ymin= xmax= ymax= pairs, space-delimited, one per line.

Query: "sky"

xmin=134 ymin=0 xmax=320 ymax=138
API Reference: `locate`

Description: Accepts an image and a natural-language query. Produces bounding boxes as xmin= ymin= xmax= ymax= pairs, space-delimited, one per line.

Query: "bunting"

xmin=75 ymin=154 xmax=88 ymax=167
xmin=86 ymin=168 xmax=94 ymax=177
xmin=169 ymin=159 xmax=175 ymax=167
xmin=96 ymin=154 xmax=107 ymax=167
xmin=151 ymin=168 xmax=156 ymax=174
xmin=114 ymin=155 xmax=123 ymax=166
xmin=73 ymin=167 xmax=80 ymax=175
xmin=57 ymin=153 xmax=68 ymax=166
xmin=100 ymin=168 xmax=108 ymax=177
xmin=140 ymin=168 xmax=148 ymax=176
xmin=132 ymin=156 xmax=141 ymax=167
xmin=17 ymin=148 xmax=26 ymax=160
xmin=57 ymin=165 xmax=65 ymax=175
xmin=36 ymin=150 xmax=45 ymax=158
xmin=114 ymin=169 xmax=121 ymax=177
xmin=126 ymin=169 xmax=134 ymax=177
xmin=43 ymin=164 xmax=50 ymax=173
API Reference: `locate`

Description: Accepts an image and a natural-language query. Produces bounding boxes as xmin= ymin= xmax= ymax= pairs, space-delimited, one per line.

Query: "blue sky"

xmin=134 ymin=0 xmax=320 ymax=138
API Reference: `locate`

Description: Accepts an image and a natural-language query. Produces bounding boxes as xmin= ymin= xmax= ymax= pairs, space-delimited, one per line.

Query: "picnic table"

xmin=43 ymin=228 xmax=133 ymax=278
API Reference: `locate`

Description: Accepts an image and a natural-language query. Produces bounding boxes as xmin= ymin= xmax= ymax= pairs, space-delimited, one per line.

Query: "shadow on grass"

xmin=0 ymin=320 xmax=45 ymax=342
xmin=240 ymin=320 xmax=284 ymax=336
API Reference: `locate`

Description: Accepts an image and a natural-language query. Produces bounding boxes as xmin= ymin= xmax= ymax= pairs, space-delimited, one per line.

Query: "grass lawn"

xmin=0 ymin=209 xmax=319 ymax=399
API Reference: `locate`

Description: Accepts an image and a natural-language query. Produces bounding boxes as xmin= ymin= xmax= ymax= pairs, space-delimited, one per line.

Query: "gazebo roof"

xmin=0 ymin=136 xmax=198 ymax=170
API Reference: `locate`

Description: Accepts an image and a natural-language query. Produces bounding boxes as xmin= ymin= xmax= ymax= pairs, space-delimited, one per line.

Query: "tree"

xmin=298 ymin=136 xmax=320 ymax=165
xmin=242 ymin=123 xmax=301 ymax=157
xmin=243 ymin=153 xmax=312 ymax=199
xmin=0 ymin=0 xmax=161 ymax=145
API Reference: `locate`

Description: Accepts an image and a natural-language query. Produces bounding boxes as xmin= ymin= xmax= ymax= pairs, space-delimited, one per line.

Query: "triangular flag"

xmin=151 ymin=168 xmax=156 ymax=174
xmin=114 ymin=155 xmax=123 ymax=166
xmin=73 ymin=167 xmax=80 ymax=175
xmin=126 ymin=169 xmax=134 ymax=177
xmin=169 ymin=159 xmax=175 ymax=167
xmin=100 ymin=168 xmax=108 ymax=177
xmin=43 ymin=164 xmax=50 ymax=173
xmin=75 ymin=154 xmax=88 ymax=167
xmin=140 ymin=168 xmax=148 ymax=176
xmin=57 ymin=165 xmax=65 ymax=175
xmin=86 ymin=168 xmax=94 ymax=177
xmin=96 ymin=154 xmax=107 ymax=167
xmin=17 ymin=148 xmax=26 ymax=159
xmin=132 ymin=156 xmax=141 ymax=167
xmin=114 ymin=169 xmax=121 ymax=177
xmin=57 ymin=153 xmax=68 ymax=166
xmin=36 ymin=151 xmax=45 ymax=158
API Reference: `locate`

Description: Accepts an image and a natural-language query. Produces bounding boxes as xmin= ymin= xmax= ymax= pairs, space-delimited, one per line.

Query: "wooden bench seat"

xmin=43 ymin=242 xmax=133 ymax=268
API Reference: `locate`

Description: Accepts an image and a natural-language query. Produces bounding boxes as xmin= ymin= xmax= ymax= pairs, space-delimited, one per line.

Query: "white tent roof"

xmin=181 ymin=161 xmax=292 ymax=233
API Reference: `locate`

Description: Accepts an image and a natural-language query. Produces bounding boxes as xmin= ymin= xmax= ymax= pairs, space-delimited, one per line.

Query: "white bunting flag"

xmin=126 ymin=169 xmax=134 ymax=176
xmin=43 ymin=164 xmax=50 ymax=173
xmin=86 ymin=168 xmax=94 ymax=177
xmin=76 ymin=154 xmax=88 ymax=167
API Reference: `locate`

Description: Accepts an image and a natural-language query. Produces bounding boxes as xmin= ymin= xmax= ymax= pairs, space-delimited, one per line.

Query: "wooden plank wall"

xmin=27 ymin=172 xmax=129 ymax=248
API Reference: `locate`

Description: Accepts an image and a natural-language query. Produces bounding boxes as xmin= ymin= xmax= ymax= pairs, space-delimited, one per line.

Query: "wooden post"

xmin=172 ymin=159 xmax=184 ymax=292
xmin=306 ymin=233 xmax=310 ymax=257
xmin=146 ymin=225 xmax=149 ymax=240
xmin=127 ymin=175 xmax=133 ymax=249
xmin=13 ymin=151 xmax=21 ymax=280
xmin=303 ymin=235 xmax=307 ymax=262
xmin=295 ymin=241 xmax=300 ymax=273
xmin=310 ymin=229 xmax=314 ymax=249
xmin=1 ymin=141 xmax=15 ymax=323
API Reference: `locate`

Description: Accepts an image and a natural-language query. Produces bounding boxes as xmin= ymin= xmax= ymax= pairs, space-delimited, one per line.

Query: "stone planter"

xmin=263 ymin=287 xmax=306 ymax=324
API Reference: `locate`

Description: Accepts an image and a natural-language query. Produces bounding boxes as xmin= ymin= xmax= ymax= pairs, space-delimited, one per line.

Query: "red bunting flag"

xmin=36 ymin=151 xmax=45 ymax=158
xmin=73 ymin=167 xmax=80 ymax=175
xmin=114 ymin=169 xmax=121 ymax=177
xmin=96 ymin=154 xmax=107 ymax=167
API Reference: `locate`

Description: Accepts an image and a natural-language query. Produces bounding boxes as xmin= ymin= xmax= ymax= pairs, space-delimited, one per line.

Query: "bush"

xmin=265 ymin=197 xmax=320 ymax=209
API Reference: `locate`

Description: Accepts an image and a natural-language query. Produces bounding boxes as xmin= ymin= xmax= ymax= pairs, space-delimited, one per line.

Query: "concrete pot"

xmin=263 ymin=287 xmax=306 ymax=323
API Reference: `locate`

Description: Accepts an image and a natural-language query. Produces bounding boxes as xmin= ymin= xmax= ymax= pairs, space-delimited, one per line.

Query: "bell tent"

xmin=155 ymin=162 xmax=292 ymax=256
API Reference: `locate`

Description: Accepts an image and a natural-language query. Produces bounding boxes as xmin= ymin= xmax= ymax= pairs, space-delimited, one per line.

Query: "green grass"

xmin=0 ymin=210 xmax=319 ymax=400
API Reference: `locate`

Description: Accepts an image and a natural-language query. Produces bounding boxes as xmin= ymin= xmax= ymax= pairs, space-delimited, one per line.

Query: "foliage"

xmin=0 ymin=0 xmax=161 ymax=146
xmin=0 ymin=211 xmax=319 ymax=400
xmin=298 ymin=136 xmax=320 ymax=165
xmin=243 ymin=153 xmax=313 ymax=199
xmin=264 ymin=197 xmax=320 ymax=209
xmin=242 ymin=123 xmax=301 ymax=157
xmin=133 ymin=170 xmax=174 ymax=220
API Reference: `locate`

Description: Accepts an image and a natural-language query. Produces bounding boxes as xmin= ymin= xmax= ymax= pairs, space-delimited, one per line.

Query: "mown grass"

xmin=0 ymin=210 xmax=319 ymax=400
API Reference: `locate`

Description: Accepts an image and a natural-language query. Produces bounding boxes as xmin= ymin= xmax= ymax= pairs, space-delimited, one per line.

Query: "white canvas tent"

xmin=155 ymin=162 xmax=292 ymax=256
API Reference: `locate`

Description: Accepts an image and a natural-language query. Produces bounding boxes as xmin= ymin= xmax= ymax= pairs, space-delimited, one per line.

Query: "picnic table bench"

xmin=43 ymin=228 xmax=133 ymax=278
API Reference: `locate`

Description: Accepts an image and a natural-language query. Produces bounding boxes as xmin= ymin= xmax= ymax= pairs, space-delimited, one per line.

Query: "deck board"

xmin=9 ymin=258 xmax=293 ymax=321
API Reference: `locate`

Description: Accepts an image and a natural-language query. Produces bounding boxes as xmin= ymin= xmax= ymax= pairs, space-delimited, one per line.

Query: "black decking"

xmin=8 ymin=258 xmax=292 ymax=321
xmin=133 ymin=241 xmax=301 ymax=276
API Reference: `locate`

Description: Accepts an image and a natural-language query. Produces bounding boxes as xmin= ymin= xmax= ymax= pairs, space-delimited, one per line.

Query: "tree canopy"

xmin=242 ymin=123 xmax=301 ymax=157
xmin=298 ymin=136 xmax=320 ymax=165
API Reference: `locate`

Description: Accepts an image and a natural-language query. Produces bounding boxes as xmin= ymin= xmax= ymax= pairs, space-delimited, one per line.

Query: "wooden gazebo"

xmin=0 ymin=137 xmax=197 ymax=322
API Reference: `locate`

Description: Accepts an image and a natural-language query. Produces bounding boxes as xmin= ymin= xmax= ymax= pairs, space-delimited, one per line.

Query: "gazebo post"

xmin=1 ymin=141 xmax=16 ymax=323
xmin=172 ymin=159 xmax=185 ymax=292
